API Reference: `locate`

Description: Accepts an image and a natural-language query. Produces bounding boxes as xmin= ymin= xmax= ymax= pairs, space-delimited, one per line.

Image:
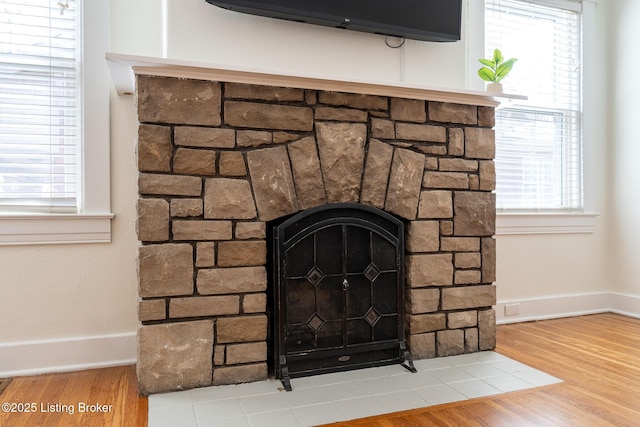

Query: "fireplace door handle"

xmin=342 ymin=279 xmax=349 ymax=291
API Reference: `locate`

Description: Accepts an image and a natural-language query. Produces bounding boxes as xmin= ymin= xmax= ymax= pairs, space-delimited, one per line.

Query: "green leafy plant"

xmin=478 ymin=49 xmax=517 ymax=83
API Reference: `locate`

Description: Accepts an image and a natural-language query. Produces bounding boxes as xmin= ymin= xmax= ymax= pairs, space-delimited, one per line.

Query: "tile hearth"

xmin=148 ymin=351 xmax=561 ymax=427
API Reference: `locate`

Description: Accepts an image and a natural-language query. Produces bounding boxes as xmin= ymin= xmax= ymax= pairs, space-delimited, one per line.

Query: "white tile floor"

xmin=148 ymin=351 xmax=561 ymax=427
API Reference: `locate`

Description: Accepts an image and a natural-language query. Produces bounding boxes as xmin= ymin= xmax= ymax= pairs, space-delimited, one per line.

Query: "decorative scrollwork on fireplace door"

xmin=273 ymin=203 xmax=416 ymax=391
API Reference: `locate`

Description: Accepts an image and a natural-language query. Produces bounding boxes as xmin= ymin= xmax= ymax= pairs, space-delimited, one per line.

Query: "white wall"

xmin=0 ymin=0 xmax=629 ymax=375
xmin=162 ymin=0 xmax=483 ymax=90
xmin=609 ymin=0 xmax=640 ymax=298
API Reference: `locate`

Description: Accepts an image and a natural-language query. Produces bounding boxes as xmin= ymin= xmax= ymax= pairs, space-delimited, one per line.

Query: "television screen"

xmin=205 ymin=0 xmax=462 ymax=42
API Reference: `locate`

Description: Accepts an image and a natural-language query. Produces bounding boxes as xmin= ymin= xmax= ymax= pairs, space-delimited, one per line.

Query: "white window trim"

xmin=496 ymin=212 xmax=598 ymax=235
xmin=0 ymin=1 xmax=113 ymax=245
xmin=471 ymin=0 xmax=600 ymax=235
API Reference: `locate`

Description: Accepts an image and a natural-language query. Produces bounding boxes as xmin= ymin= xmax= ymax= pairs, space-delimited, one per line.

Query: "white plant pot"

xmin=486 ymin=83 xmax=503 ymax=94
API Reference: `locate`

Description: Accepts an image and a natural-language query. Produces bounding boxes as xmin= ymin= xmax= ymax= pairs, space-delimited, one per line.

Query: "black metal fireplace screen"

xmin=272 ymin=203 xmax=415 ymax=391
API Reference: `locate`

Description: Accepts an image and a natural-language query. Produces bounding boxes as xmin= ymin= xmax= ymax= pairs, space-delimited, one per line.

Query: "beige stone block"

xmin=478 ymin=106 xmax=496 ymax=128
xmin=226 ymin=342 xmax=267 ymax=364
xmin=138 ymin=124 xmax=172 ymax=172
xmin=408 ymin=332 xmax=436 ymax=359
xmin=316 ymin=122 xmax=367 ymax=203
xmin=436 ymin=329 xmax=465 ymax=357
xmin=224 ymin=101 xmax=313 ymax=131
xmin=175 ymin=127 xmax=235 ymax=149
xmin=219 ymin=152 xmax=247 ymax=177
xmin=137 ymin=320 xmax=213 ymax=394
xmin=169 ymin=295 xmax=239 ymax=318
xmin=439 ymin=159 xmax=478 ymax=172
xmin=237 ymin=130 xmax=272 ymax=148
xmin=173 ymin=148 xmax=216 ymax=176
xmin=214 ymin=345 xmax=225 ymax=366
xmin=455 ymin=252 xmax=481 ymax=269
xmin=469 ymin=175 xmax=480 ymax=190
xmin=396 ymin=123 xmax=447 ymax=143
xmin=138 ymin=299 xmax=166 ymax=322
xmin=465 ymin=328 xmax=479 ymax=352
xmin=440 ymin=221 xmax=454 ymax=236
xmin=243 ymin=293 xmax=267 ymax=313
xmin=225 ymin=83 xmax=304 ymax=101
xmin=217 ymin=241 xmax=267 ymax=267
xmin=416 ymin=145 xmax=448 ymax=156
xmin=441 ymin=237 xmax=480 ymax=252
xmin=442 ymin=285 xmax=496 ymax=310
xmin=406 ymin=221 xmax=440 ymax=253
xmin=371 ymin=118 xmax=395 ymax=139
xmin=170 ymin=199 xmax=203 ymax=218
xmin=406 ymin=254 xmax=453 ymax=287
xmin=197 ymin=266 xmax=267 ymax=295
xmin=315 ymin=107 xmax=368 ymax=122
xmin=288 ymin=137 xmax=326 ymax=209
xmin=423 ymin=172 xmax=469 ymax=189
xmin=361 ymin=139 xmax=394 ymax=209
xmin=407 ymin=288 xmax=440 ymax=314
xmin=479 ymin=160 xmax=496 ymax=191
xmin=482 ymin=238 xmax=497 ymax=284
xmin=137 ymin=76 xmax=221 ymax=126
xmin=455 ymin=270 xmax=482 ymax=285
xmin=479 ymin=309 xmax=496 ymax=350
xmin=305 ymin=90 xmax=317 ymax=105
xmin=172 ymin=220 xmax=233 ymax=241
xmin=139 ymin=173 xmax=202 ymax=197
xmin=418 ymin=191 xmax=453 ymax=219
xmin=408 ymin=314 xmax=446 ymax=334
xmin=318 ymin=91 xmax=388 ymax=110
xmin=247 ymin=146 xmax=299 ymax=221
xmin=204 ymin=178 xmax=257 ymax=220
xmin=429 ymin=102 xmax=478 ymax=125
xmin=212 ymin=363 xmax=267 ymax=386
xmin=216 ymin=315 xmax=268 ymax=343
xmin=139 ymin=244 xmax=193 ymax=298
xmin=196 ymin=242 xmax=216 ymax=268
xmin=465 ymin=127 xmax=495 ymax=159
xmin=273 ymin=132 xmax=300 ymax=143
xmin=137 ymin=198 xmax=169 ymax=242
xmin=448 ymin=311 xmax=478 ymax=329
xmin=448 ymin=128 xmax=465 ymax=156
xmin=453 ymin=191 xmax=496 ymax=237
xmin=235 ymin=222 xmax=266 ymax=239
xmin=390 ymin=98 xmax=426 ymax=122
xmin=424 ymin=157 xmax=438 ymax=171
xmin=385 ymin=148 xmax=425 ymax=220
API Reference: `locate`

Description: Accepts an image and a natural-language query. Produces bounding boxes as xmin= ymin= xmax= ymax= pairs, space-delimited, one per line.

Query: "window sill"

xmin=0 ymin=213 xmax=115 ymax=246
xmin=496 ymin=212 xmax=599 ymax=235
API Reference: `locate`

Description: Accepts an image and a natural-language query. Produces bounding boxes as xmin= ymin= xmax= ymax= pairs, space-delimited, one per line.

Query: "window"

xmin=485 ymin=0 xmax=582 ymax=212
xmin=1 ymin=0 xmax=80 ymax=213
xmin=0 ymin=0 xmax=112 ymax=245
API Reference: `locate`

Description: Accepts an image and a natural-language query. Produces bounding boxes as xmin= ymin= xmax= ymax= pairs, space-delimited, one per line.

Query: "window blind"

xmin=485 ymin=0 xmax=582 ymax=211
xmin=0 ymin=0 xmax=81 ymax=213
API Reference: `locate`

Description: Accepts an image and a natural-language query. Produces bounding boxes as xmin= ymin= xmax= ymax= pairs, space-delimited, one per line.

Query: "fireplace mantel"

xmin=106 ymin=52 xmax=502 ymax=107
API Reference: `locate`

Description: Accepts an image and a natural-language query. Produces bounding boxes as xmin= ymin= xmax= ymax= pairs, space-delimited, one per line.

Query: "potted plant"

xmin=478 ymin=49 xmax=517 ymax=93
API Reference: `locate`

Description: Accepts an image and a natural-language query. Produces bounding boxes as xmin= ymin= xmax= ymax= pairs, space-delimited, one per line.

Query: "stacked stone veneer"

xmin=135 ymin=75 xmax=497 ymax=395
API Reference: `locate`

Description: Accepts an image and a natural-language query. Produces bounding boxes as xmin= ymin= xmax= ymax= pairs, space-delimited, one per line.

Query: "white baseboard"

xmin=609 ymin=292 xmax=640 ymax=319
xmin=0 ymin=332 xmax=136 ymax=378
xmin=496 ymin=292 xmax=640 ymax=324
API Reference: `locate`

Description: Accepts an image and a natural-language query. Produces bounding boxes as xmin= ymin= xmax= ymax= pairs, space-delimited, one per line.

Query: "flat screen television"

xmin=205 ymin=0 xmax=462 ymax=43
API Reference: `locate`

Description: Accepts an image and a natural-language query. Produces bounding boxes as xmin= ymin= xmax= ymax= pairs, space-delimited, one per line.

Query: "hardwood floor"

xmin=0 ymin=365 xmax=147 ymax=427
xmin=327 ymin=313 xmax=640 ymax=427
xmin=1 ymin=313 xmax=639 ymax=426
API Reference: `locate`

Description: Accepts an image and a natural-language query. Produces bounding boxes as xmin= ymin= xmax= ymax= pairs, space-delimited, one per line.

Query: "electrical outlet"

xmin=504 ymin=303 xmax=520 ymax=317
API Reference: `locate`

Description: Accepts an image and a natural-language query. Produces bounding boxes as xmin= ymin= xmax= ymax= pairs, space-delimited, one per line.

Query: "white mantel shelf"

xmin=106 ymin=53 xmax=512 ymax=107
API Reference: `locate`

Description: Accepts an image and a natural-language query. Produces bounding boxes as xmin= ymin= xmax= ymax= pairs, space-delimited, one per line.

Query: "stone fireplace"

xmin=132 ymin=70 xmax=497 ymax=395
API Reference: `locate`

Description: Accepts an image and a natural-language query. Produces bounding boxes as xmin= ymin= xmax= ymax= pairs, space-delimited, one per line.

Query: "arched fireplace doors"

xmin=272 ymin=203 xmax=416 ymax=391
